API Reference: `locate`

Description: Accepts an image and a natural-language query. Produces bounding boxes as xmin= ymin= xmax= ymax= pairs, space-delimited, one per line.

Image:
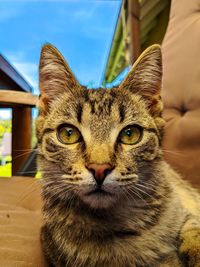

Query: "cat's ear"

xmin=119 ymin=45 xmax=162 ymax=117
xmin=39 ymin=44 xmax=79 ymax=112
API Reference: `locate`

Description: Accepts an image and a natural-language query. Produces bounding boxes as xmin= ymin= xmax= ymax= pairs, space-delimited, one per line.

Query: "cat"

xmin=36 ymin=43 xmax=200 ymax=267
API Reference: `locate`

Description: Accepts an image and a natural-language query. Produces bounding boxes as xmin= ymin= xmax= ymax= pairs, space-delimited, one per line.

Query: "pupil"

xmin=126 ymin=129 xmax=132 ymax=137
xmin=66 ymin=129 xmax=73 ymax=136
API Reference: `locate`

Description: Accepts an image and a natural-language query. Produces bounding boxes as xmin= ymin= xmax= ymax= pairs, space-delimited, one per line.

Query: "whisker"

xmin=15 ymin=179 xmax=41 ymax=208
xmin=127 ymin=186 xmax=149 ymax=206
xmin=162 ymin=149 xmax=185 ymax=156
xmin=123 ymin=187 xmax=138 ymax=206
xmin=13 ymin=151 xmax=34 ymax=159
xmin=136 ymin=183 xmax=156 ymax=193
xmin=17 ymin=170 xmax=65 ymax=175
xmin=13 ymin=148 xmax=38 ymax=152
xmin=136 ymin=181 xmax=168 ymax=200
xmin=134 ymin=185 xmax=156 ymax=201
xmin=17 ymin=171 xmax=38 ymax=175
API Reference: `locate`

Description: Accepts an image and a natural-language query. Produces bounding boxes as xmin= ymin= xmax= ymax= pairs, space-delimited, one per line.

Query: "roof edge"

xmin=0 ymin=54 xmax=33 ymax=93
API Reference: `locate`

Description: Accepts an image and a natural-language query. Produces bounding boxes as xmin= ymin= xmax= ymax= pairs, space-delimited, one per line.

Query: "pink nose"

xmin=86 ymin=163 xmax=113 ymax=186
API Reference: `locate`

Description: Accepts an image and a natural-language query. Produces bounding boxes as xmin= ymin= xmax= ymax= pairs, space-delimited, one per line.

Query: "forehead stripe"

xmin=76 ymin=103 xmax=83 ymax=123
xmin=118 ymin=103 xmax=125 ymax=123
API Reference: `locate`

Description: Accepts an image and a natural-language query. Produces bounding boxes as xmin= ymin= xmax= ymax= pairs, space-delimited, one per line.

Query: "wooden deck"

xmin=0 ymin=176 xmax=47 ymax=266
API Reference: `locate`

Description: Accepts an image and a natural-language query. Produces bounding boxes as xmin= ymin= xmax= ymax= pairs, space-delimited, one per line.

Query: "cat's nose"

xmin=86 ymin=163 xmax=113 ymax=186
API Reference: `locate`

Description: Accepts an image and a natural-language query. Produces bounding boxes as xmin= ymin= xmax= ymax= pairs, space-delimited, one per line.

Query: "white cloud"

xmin=73 ymin=6 xmax=97 ymax=20
xmin=0 ymin=109 xmax=11 ymax=120
xmin=12 ymin=61 xmax=38 ymax=89
xmin=6 ymin=52 xmax=38 ymax=94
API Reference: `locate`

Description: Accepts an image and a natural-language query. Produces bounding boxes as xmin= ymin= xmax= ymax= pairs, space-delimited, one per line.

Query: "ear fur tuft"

xmin=119 ymin=44 xmax=162 ymax=117
xmin=39 ymin=43 xmax=79 ymax=112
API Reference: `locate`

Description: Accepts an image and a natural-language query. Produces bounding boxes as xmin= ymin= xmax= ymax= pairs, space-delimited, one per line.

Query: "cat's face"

xmin=37 ymin=44 xmax=164 ymax=209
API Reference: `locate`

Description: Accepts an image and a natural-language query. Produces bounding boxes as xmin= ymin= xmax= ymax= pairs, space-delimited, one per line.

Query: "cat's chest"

xmin=42 ymin=199 xmax=185 ymax=267
xmin=44 ymin=218 xmax=180 ymax=267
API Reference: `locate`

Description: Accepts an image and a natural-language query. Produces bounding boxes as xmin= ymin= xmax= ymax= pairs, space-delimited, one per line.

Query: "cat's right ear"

xmin=119 ymin=45 xmax=162 ymax=118
xmin=39 ymin=44 xmax=79 ymax=113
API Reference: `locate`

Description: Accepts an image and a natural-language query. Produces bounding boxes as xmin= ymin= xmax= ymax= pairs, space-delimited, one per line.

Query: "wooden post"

xmin=128 ymin=0 xmax=141 ymax=64
xmin=12 ymin=107 xmax=32 ymax=175
xmin=0 ymin=90 xmax=37 ymax=176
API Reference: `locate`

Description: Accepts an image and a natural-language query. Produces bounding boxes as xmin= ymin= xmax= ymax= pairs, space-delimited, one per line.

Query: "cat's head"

xmin=36 ymin=44 xmax=164 ymax=210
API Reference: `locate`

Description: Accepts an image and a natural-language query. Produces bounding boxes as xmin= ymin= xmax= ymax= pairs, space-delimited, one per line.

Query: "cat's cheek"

xmin=136 ymin=137 xmax=160 ymax=161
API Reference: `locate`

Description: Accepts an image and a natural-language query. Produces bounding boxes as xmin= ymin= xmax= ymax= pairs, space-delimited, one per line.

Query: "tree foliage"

xmin=0 ymin=120 xmax=11 ymax=143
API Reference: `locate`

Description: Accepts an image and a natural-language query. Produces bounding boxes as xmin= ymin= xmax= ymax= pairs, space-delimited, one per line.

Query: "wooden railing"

xmin=0 ymin=90 xmax=38 ymax=175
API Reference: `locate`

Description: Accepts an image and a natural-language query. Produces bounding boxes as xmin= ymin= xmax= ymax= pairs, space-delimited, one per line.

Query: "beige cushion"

xmin=162 ymin=0 xmax=200 ymax=186
xmin=1 ymin=1 xmax=200 ymax=265
xmin=0 ymin=177 xmax=46 ymax=267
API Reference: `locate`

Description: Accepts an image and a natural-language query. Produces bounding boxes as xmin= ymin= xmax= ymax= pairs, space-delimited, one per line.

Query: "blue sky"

xmin=0 ymin=0 xmax=121 ymax=119
xmin=0 ymin=0 xmax=121 ymax=92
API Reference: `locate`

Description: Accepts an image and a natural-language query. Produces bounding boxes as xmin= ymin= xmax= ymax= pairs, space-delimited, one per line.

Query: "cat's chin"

xmin=77 ymin=188 xmax=117 ymax=209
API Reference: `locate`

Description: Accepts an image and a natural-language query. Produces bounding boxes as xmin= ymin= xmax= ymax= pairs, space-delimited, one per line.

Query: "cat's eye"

xmin=57 ymin=124 xmax=82 ymax=144
xmin=118 ymin=125 xmax=142 ymax=145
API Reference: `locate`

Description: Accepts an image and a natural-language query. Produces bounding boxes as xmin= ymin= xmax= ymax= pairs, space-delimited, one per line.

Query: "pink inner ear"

xmin=39 ymin=44 xmax=79 ymax=101
xmin=119 ymin=45 xmax=162 ymax=101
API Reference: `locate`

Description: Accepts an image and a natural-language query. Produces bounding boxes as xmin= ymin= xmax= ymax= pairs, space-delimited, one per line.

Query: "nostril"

xmin=86 ymin=163 xmax=114 ymax=186
xmin=104 ymin=167 xmax=113 ymax=178
xmin=89 ymin=168 xmax=95 ymax=177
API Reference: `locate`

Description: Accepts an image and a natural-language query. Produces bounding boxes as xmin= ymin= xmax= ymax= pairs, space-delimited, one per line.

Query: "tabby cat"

xmin=36 ymin=44 xmax=200 ymax=267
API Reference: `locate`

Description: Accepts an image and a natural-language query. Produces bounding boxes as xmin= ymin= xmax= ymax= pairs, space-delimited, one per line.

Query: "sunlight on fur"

xmin=36 ymin=43 xmax=200 ymax=267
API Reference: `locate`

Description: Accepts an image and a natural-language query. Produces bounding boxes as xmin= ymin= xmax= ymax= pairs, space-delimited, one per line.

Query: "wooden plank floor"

xmin=0 ymin=176 xmax=47 ymax=266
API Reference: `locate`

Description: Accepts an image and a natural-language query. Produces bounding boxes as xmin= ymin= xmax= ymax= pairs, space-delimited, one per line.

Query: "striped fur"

xmin=36 ymin=44 xmax=200 ymax=267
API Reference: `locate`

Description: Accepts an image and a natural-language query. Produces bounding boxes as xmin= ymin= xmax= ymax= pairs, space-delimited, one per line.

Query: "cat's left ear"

xmin=119 ymin=44 xmax=162 ymax=117
xmin=39 ymin=44 xmax=79 ymax=112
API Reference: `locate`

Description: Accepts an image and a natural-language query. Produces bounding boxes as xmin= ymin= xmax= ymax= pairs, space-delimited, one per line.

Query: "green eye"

xmin=57 ymin=124 xmax=82 ymax=144
xmin=119 ymin=125 xmax=142 ymax=145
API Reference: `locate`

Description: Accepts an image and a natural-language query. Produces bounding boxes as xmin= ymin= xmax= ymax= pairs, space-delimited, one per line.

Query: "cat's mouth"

xmin=86 ymin=187 xmax=113 ymax=196
xmin=78 ymin=185 xmax=117 ymax=209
